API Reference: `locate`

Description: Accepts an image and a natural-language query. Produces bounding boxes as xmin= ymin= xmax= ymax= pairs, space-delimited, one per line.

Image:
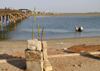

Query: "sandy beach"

xmin=0 ymin=36 xmax=100 ymax=71
xmin=0 ymin=36 xmax=100 ymax=54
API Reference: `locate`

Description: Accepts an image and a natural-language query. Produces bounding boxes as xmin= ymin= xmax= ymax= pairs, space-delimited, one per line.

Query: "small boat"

xmin=75 ymin=26 xmax=83 ymax=32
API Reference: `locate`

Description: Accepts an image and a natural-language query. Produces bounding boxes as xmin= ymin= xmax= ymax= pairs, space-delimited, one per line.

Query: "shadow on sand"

xmin=0 ymin=54 xmax=26 ymax=70
xmin=64 ymin=49 xmax=100 ymax=60
xmin=80 ymin=52 xmax=100 ymax=60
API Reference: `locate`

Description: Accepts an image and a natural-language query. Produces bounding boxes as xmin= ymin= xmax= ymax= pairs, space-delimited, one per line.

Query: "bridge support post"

xmin=16 ymin=15 xmax=18 ymax=21
xmin=0 ymin=21 xmax=1 ymax=26
xmin=0 ymin=16 xmax=1 ymax=26
xmin=17 ymin=13 xmax=22 ymax=21
xmin=9 ymin=15 xmax=12 ymax=24
xmin=14 ymin=16 xmax=16 ymax=24
xmin=10 ymin=14 xmax=16 ymax=24
xmin=3 ymin=16 xmax=5 ymax=26
xmin=1 ymin=16 xmax=3 ymax=27
xmin=5 ymin=16 xmax=7 ymax=26
xmin=6 ymin=15 xmax=9 ymax=25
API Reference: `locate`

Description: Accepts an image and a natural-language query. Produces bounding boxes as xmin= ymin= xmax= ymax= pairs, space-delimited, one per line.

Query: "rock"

xmin=27 ymin=39 xmax=42 ymax=51
xmin=29 ymin=45 xmax=37 ymax=51
xmin=63 ymin=48 xmax=67 ymax=50
xmin=26 ymin=50 xmax=43 ymax=62
xmin=73 ymin=65 xmax=77 ymax=67
xmin=26 ymin=61 xmax=43 ymax=71
xmin=44 ymin=60 xmax=52 ymax=71
xmin=81 ymin=50 xmax=84 ymax=53
xmin=78 ymin=64 xmax=81 ymax=67
xmin=37 ymin=41 xmax=42 ymax=51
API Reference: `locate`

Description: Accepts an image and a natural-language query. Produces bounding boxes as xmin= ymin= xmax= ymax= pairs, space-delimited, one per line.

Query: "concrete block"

xmin=44 ymin=60 xmax=52 ymax=71
xmin=43 ymin=41 xmax=47 ymax=49
xmin=43 ymin=48 xmax=48 ymax=60
xmin=27 ymin=39 xmax=38 ymax=46
xmin=27 ymin=39 xmax=42 ymax=51
xmin=26 ymin=50 xmax=43 ymax=62
xmin=26 ymin=61 xmax=43 ymax=71
xmin=41 ymin=61 xmax=43 ymax=71
xmin=28 ymin=45 xmax=37 ymax=51
xmin=37 ymin=41 xmax=42 ymax=51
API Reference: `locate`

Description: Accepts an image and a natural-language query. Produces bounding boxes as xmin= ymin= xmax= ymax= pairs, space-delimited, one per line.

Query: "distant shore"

xmin=36 ymin=13 xmax=100 ymax=16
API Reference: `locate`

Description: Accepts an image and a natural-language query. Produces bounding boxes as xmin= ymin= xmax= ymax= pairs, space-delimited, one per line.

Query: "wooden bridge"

xmin=0 ymin=8 xmax=32 ymax=27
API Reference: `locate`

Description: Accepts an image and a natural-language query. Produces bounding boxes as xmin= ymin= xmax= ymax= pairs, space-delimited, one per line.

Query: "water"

xmin=0 ymin=16 xmax=100 ymax=41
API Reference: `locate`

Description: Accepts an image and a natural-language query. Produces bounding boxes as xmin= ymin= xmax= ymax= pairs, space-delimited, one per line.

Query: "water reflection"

xmin=74 ymin=31 xmax=82 ymax=38
xmin=0 ymin=21 xmax=21 ymax=41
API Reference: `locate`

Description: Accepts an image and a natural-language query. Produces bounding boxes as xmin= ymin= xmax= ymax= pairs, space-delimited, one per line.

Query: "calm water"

xmin=0 ymin=16 xmax=100 ymax=41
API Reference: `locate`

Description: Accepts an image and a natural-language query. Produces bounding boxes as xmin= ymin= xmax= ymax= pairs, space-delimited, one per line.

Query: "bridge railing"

xmin=0 ymin=9 xmax=25 ymax=16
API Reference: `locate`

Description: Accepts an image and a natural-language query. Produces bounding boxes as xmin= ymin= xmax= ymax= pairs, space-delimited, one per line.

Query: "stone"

xmin=41 ymin=61 xmax=43 ymax=71
xmin=26 ymin=61 xmax=43 ymax=71
xmin=27 ymin=39 xmax=42 ymax=51
xmin=37 ymin=41 xmax=42 ymax=51
xmin=26 ymin=50 xmax=43 ymax=62
xmin=42 ymin=41 xmax=48 ymax=60
xmin=43 ymin=41 xmax=47 ymax=49
xmin=63 ymin=48 xmax=67 ymax=50
xmin=73 ymin=64 xmax=77 ymax=67
xmin=44 ymin=60 xmax=52 ymax=71
xmin=28 ymin=45 xmax=37 ymax=51
xmin=27 ymin=39 xmax=38 ymax=46
xmin=43 ymin=48 xmax=48 ymax=60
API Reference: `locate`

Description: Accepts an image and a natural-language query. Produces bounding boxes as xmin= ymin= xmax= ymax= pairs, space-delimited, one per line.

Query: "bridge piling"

xmin=6 ymin=15 xmax=9 ymax=25
xmin=5 ymin=16 xmax=7 ymax=26
xmin=3 ymin=16 xmax=5 ymax=26
xmin=1 ymin=16 xmax=3 ymax=26
xmin=9 ymin=15 xmax=11 ymax=25
xmin=13 ymin=15 xmax=16 ymax=24
xmin=0 ymin=16 xmax=1 ymax=26
xmin=0 ymin=21 xmax=1 ymax=26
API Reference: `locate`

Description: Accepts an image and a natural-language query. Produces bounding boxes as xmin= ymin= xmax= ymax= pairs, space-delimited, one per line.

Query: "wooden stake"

xmin=37 ymin=19 xmax=40 ymax=40
xmin=32 ymin=7 xmax=36 ymax=40
xmin=41 ymin=26 xmax=45 ymax=50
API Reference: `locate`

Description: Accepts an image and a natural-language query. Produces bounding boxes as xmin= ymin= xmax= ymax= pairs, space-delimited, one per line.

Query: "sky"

xmin=0 ymin=0 xmax=100 ymax=13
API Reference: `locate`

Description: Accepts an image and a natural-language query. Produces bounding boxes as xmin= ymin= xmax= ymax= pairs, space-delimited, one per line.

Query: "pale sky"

xmin=0 ymin=0 xmax=100 ymax=13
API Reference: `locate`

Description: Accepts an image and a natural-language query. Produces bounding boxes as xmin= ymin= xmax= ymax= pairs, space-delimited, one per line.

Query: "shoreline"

xmin=44 ymin=36 xmax=100 ymax=41
xmin=36 ymin=13 xmax=100 ymax=16
xmin=0 ymin=36 xmax=100 ymax=53
xmin=1 ymin=36 xmax=100 ymax=41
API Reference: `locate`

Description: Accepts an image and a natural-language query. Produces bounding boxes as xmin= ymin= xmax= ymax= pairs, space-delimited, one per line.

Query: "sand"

xmin=0 ymin=36 xmax=100 ymax=71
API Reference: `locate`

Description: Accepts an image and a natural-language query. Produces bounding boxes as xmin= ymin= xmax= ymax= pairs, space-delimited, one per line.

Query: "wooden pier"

xmin=0 ymin=8 xmax=32 ymax=27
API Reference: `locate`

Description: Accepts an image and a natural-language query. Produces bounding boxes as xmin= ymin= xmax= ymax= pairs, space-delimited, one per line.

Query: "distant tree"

xmin=38 ymin=11 xmax=40 ymax=14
